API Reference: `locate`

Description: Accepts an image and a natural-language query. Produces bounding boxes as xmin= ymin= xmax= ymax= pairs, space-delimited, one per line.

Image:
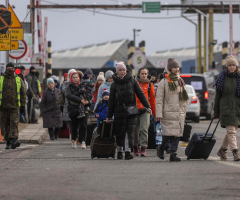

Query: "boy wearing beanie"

xmin=95 ymin=89 xmax=110 ymax=126
xmin=77 ymin=73 xmax=94 ymax=118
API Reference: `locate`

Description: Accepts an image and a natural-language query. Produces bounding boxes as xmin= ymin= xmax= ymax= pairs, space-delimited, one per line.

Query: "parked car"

xmin=185 ymin=84 xmax=200 ymax=123
xmin=181 ymin=74 xmax=215 ymax=120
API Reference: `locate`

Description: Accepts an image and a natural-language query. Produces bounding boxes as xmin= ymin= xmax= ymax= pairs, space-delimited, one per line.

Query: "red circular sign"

xmin=9 ymin=40 xmax=27 ymax=60
xmin=15 ymin=68 xmax=21 ymax=75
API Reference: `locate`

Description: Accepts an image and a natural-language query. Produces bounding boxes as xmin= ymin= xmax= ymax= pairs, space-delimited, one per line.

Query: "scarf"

xmin=214 ymin=70 xmax=240 ymax=96
xmin=164 ymin=73 xmax=189 ymax=102
xmin=70 ymin=72 xmax=80 ymax=86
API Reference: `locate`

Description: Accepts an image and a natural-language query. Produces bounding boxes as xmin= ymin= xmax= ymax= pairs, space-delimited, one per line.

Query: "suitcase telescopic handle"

xmin=101 ymin=120 xmax=114 ymax=138
xmin=202 ymin=117 xmax=220 ymax=141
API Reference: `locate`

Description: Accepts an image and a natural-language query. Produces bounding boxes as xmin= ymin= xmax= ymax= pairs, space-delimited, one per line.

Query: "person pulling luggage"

xmin=214 ymin=55 xmax=240 ymax=161
xmin=155 ymin=58 xmax=189 ymax=162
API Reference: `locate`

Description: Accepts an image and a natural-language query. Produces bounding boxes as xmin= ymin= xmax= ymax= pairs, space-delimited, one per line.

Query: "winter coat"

xmin=156 ymin=69 xmax=187 ymax=137
xmin=214 ymin=72 xmax=240 ymax=128
xmin=61 ymin=81 xmax=71 ymax=122
xmin=25 ymin=73 xmax=39 ymax=96
xmin=94 ymin=81 xmax=113 ymax=110
xmin=0 ymin=73 xmax=26 ymax=110
xmin=95 ymin=99 xmax=108 ymax=125
xmin=85 ymin=68 xmax=96 ymax=84
xmin=93 ymin=83 xmax=100 ymax=103
xmin=136 ymin=75 xmax=156 ymax=117
xmin=107 ymin=70 xmax=150 ymax=146
xmin=40 ymin=88 xmax=63 ymax=128
xmin=66 ymin=82 xmax=89 ymax=118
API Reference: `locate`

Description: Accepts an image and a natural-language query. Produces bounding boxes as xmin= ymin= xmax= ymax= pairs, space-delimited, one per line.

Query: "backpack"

xmin=56 ymin=91 xmax=65 ymax=106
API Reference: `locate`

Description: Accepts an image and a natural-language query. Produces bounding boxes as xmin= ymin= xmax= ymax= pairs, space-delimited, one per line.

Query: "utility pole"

xmin=198 ymin=13 xmax=202 ymax=73
xmin=30 ymin=0 xmax=35 ymax=55
xmin=5 ymin=0 xmax=9 ymax=65
xmin=209 ymin=7 xmax=214 ymax=69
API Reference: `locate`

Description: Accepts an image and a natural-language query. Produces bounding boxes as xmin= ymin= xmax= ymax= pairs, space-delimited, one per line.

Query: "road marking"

xmin=209 ymin=156 xmax=240 ymax=168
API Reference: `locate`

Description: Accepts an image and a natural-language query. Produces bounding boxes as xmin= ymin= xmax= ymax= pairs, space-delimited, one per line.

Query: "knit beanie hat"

xmin=82 ymin=73 xmax=90 ymax=82
xmin=97 ymin=72 xmax=104 ymax=81
xmin=63 ymin=73 xmax=68 ymax=78
xmin=47 ymin=78 xmax=54 ymax=85
xmin=167 ymin=58 xmax=179 ymax=71
xmin=105 ymin=70 xmax=114 ymax=81
xmin=116 ymin=61 xmax=126 ymax=72
xmin=68 ymin=69 xmax=77 ymax=77
xmin=6 ymin=62 xmax=14 ymax=69
xmin=102 ymin=88 xmax=110 ymax=98
xmin=226 ymin=55 xmax=238 ymax=67
xmin=30 ymin=66 xmax=35 ymax=71
xmin=151 ymin=71 xmax=157 ymax=77
xmin=85 ymin=68 xmax=93 ymax=75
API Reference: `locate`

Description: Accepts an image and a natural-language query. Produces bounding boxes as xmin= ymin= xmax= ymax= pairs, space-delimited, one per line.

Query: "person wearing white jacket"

xmin=155 ymin=58 xmax=189 ymax=162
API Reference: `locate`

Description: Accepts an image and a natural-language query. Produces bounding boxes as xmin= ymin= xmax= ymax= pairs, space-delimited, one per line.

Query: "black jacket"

xmin=107 ymin=70 xmax=150 ymax=146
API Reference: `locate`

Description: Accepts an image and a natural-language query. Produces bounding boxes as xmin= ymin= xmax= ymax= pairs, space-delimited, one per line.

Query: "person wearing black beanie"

xmin=150 ymin=71 xmax=158 ymax=85
xmin=25 ymin=66 xmax=40 ymax=120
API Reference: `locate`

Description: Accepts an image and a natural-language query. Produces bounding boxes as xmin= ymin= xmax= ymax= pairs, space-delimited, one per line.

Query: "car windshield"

xmin=181 ymin=76 xmax=207 ymax=93
xmin=186 ymin=86 xmax=194 ymax=94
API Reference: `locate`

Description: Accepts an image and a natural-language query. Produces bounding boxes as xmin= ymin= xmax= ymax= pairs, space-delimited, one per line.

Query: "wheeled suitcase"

xmin=90 ymin=120 xmax=116 ymax=159
xmin=180 ymin=122 xmax=192 ymax=142
xmin=185 ymin=118 xmax=220 ymax=160
xmin=86 ymin=114 xmax=97 ymax=146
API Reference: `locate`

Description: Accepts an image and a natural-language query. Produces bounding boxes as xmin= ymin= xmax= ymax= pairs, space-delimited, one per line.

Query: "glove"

xmin=20 ymin=106 xmax=25 ymax=114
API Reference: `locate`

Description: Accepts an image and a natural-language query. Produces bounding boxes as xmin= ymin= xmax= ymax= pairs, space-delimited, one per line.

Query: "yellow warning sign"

xmin=8 ymin=29 xmax=23 ymax=40
xmin=11 ymin=41 xmax=18 ymax=50
xmin=0 ymin=34 xmax=11 ymax=51
xmin=8 ymin=4 xmax=22 ymax=28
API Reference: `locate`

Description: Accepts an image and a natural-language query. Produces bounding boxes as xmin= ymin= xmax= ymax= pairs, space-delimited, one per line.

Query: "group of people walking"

xmin=1 ymin=55 xmax=240 ymax=162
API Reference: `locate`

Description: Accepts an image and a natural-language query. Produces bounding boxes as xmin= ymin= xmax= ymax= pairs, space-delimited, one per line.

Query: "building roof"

xmin=52 ymin=39 xmax=128 ymax=69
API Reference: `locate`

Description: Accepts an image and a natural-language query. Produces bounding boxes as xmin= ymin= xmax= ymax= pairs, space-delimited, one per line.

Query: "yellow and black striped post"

xmin=127 ymin=40 xmax=135 ymax=74
xmin=139 ymin=41 xmax=145 ymax=55
xmin=47 ymin=41 xmax=52 ymax=74
xmin=234 ymin=42 xmax=239 ymax=55
xmin=222 ymin=41 xmax=228 ymax=69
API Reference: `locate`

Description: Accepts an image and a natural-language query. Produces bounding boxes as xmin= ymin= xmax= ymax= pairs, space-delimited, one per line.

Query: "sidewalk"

xmin=18 ymin=118 xmax=48 ymax=144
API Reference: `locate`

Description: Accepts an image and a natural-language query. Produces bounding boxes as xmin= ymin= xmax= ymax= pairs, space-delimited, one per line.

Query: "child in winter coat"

xmin=77 ymin=73 xmax=94 ymax=118
xmin=95 ymin=89 xmax=109 ymax=126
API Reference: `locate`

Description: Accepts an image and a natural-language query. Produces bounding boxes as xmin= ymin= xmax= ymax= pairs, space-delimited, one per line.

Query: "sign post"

xmin=229 ymin=3 xmax=234 ymax=55
xmin=142 ymin=2 xmax=161 ymax=13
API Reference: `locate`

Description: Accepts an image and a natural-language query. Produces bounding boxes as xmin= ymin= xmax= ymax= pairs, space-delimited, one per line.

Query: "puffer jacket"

xmin=135 ymin=75 xmax=156 ymax=117
xmin=214 ymin=71 xmax=240 ymax=128
xmin=40 ymin=88 xmax=63 ymax=128
xmin=156 ymin=67 xmax=187 ymax=137
xmin=107 ymin=70 xmax=150 ymax=146
xmin=95 ymin=99 xmax=108 ymax=125
xmin=61 ymin=81 xmax=71 ymax=122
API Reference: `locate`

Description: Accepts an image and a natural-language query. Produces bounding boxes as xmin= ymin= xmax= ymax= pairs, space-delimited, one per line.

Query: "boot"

xmin=140 ymin=146 xmax=146 ymax=157
xmin=117 ymin=152 xmax=123 ymax=159
xmin=157 ymin=145 xmax=164 ymax=160
xmin=10 ymin=139 xmax=20 ymax=149
xmin=170 ymin=152 xmax=181 ymax=162
xmin=232 ymin=149 xmax=240 ymax=161
xmin=49 ymin=132 xmax=54 ymax=140
xmin=125 ymin=151 xmax=134 ymax=160
xmin=217 ymin=147 xmax=227 ymax=161
xmin=55 ymin=129 xmax=59 ymax=140
xmin=5 ymin=141 xmax=11 ymax=150
xmin=133 ymin=146 xmax=139 ymax=156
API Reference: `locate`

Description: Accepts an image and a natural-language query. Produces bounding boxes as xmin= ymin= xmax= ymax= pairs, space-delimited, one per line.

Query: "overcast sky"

xmin=2 ymin=0 xmax=240 ymax=55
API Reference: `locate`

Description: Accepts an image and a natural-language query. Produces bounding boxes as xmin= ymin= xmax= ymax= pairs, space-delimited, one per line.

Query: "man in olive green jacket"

xmin=214 ymin=55 xmax=240 ymax=161
xmin=0 ymin=63 xmax=26 ymax=150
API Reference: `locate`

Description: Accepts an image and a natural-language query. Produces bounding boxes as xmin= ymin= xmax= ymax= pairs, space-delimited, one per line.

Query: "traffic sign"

xmin=9 ymin=40 xmax=27 ymax=59
xmin=8 ymin=29 xmax=23 ymax=40
xmin=142 ymin=2 xmax=161 ymax=13
xmin=0 ymin=34 xmax=11 ymax=51
xmin=11 ymin=41 xmax=18 ymax=50
xmin=31 ymin=53 xmax=40 ymax=68
xmin=8 ymin=4 xmax=22 ymax=28
xmin=131 ymin=51 xmax=147 ymax=69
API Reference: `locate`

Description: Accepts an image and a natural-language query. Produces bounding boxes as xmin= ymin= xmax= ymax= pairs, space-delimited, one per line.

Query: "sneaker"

xmin=217 ymin=147 xmax=227 ymax=161
xmin=81 ymin=141 xmax=86 ymax=149
xmin=71 ymin=140 xmax=77 ymax=149
xmin=133 ymin=146 xmax=139 ymax=156
xmin=77 ymin=112 xmax=85 ymax=118
xmin=140 ymin=147 xmax=146 ymax=157
xmin=117 ymin=152 xmax=123 ymax=159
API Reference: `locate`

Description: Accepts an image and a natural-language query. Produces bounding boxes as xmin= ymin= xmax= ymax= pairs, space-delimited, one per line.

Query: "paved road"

xmin=0 ymin=120 xmax=240 ymax=200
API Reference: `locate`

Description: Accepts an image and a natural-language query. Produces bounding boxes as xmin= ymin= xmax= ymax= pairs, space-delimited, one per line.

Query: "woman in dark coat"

xmin=40 ymin=78 xmax=63 ymax=140
xmin=65 ymin=72 xmax=91 ymax=149
xmin=106 ymin=62 xmax=151 ymax=160
xmin=214 ymin=55 xmax=240 ymax=161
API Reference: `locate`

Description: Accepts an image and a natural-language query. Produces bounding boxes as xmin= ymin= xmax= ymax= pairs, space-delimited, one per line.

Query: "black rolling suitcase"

xmin=185 ymin=118 xmax=220 ymax=160
xmin=90 ymin=120 xmax=116 ymax=159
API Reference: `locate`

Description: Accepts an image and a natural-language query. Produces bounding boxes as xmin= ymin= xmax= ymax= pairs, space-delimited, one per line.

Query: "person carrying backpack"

xmin=133 ymin=67 xmax=156 ymax=157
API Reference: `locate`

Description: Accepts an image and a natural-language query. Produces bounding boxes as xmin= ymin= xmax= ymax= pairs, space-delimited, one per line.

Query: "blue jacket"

xmin=94 ymin=81 xmax=113 ymax=110
xmin=95 ymin=99 xmax=108 ymax=126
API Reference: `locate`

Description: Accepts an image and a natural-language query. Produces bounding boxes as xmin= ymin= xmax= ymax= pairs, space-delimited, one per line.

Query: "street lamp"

xmin=133 ymin=29 xmax=141 ymax=48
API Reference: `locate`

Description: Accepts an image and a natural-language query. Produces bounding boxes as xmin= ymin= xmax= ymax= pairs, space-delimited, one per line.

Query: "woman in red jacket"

xmin=134 ymin=67 xmax=156 ymax=157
